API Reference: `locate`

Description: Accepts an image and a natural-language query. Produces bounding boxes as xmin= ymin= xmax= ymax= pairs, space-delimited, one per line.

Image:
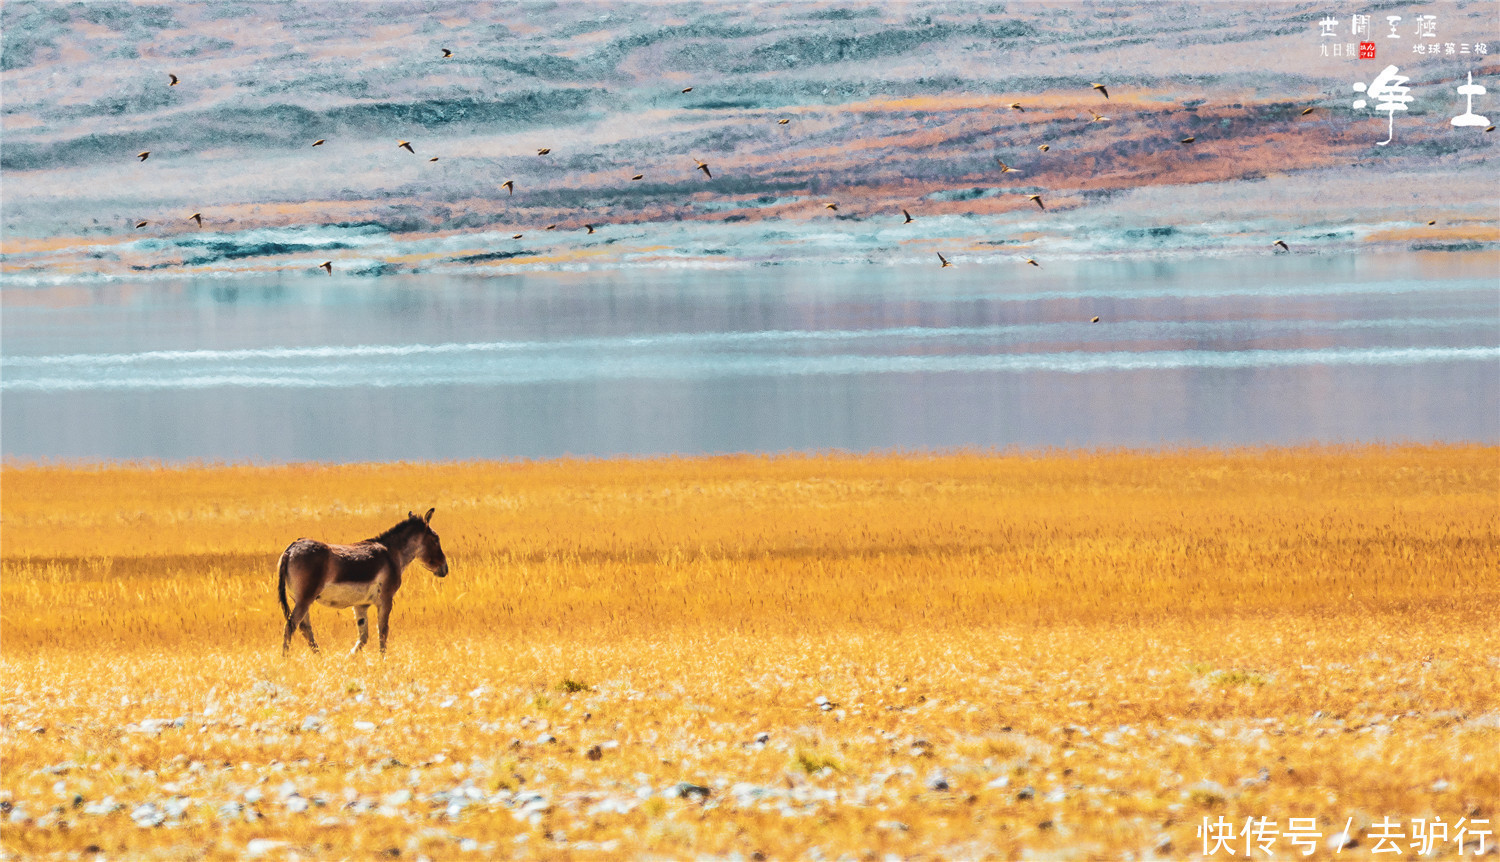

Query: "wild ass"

xmin=277 ymin=508 xmax=449 ymax=656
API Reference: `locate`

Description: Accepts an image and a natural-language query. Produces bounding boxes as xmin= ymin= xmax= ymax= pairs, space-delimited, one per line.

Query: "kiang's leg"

xmin=298 ymin=609 xmax=320 ymax=654
xmin=376 ymin=598 xmax=393 ymax=655
xmin=284 ymin=594 xmax=319 ymax=656
xmin=351 ymin=606 xmax=370 ymax=655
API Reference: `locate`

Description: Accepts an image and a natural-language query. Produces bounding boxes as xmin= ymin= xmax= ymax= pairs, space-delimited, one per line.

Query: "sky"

xmin=2 ymin=1 xmax=1497 ymax=281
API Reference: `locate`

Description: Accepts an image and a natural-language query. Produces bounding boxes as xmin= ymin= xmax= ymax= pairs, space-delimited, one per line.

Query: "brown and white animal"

xmin=277 ymin=508 xmax=448 ymax=656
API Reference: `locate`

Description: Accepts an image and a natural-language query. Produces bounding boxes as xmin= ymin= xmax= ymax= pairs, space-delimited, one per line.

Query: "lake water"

xmin=2 ymin=252 xmax=1496 ymax=462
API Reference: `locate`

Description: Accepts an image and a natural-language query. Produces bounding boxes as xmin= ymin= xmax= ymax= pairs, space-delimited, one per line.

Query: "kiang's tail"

xmin=277 ymin=548 xmax=292 ymax=621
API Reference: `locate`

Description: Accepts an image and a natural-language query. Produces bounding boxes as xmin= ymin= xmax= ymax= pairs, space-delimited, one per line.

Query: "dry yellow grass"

xmin=2 ymin=446 xmax=1497 ymax=860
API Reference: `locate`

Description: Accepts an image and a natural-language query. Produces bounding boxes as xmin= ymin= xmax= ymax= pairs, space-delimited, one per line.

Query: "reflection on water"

xmin=3 ymin=253 xmax=1496 ymax=461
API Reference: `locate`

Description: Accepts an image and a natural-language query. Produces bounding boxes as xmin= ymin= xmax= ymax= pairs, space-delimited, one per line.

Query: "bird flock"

xmin=128 ymin=48 xmax=1386 ymax=304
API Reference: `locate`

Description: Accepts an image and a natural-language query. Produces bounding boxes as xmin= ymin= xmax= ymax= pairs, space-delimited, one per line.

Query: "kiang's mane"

xmin=369 ymin=516 xmax=425 ymax=547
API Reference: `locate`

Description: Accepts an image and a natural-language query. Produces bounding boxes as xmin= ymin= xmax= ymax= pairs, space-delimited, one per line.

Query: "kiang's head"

xmin=409 ymin=508 xmax=449 ymax=578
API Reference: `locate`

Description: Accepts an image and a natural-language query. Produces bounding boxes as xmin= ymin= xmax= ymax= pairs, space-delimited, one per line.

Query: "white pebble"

xmin=246 ymin=839 xmax=286 ymax=858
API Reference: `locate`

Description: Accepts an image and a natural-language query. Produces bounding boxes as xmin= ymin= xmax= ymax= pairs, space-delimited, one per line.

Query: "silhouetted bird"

xmin=902 ymin=209 xmax=913 ymax=224
xmin=1092 ymin=83 xmax=1109 ymax=99
xmin=137 ymin=151 xmax=150 ymax=161
xmin=319 ymin=261 xmax=333 ymax=275
xmin=695 ymin=160 xmax=712 ymax=178
xmin=1038 ymin=144 xmax=1050 ymax=152
xmin=537 ymin=148 xmax=551 ymax=155
xmin=188 ymin=212 xmax=203 ymax=226
xmin=1009 ymin=102 xmax=1024 ymax=112
xmin=429 ymin=157 xmax=439 ymax=162
xmin=1488 ymin=125 xmax=1496 ymax=132
xmin=169 ymin=74 xmax=178 ymax=86
xmin=997 ymin=158 xmax=1021 ymax=174
xmin=1025 ymin=258 xmax=1039 ymax=267
xmin=442 ymin=48 xmax=452 ymax=58
xmin=1427 ymin=220 xmax=1436 ymax=225
xmin=681 ymin=87 xmax=693 ymax=93
xmin=1273 ymin=240 xmax=1289 ymax=252
xmin=545 ymin=224 xmax=558 ymax=230
xmin=1180 ymin=136 xmax=1195 ymax=144
xmin=398 ymin=140 xmax=415 ymax=154
xmin=1092 ymin=316 xmax=1100 ymax=323
xmin=778 ymin=118 xmax=790 ymax=125
xmin=134 ymin=220 xmax=148 ymax=228
xmin=513 ymin=234 xmax=522 ymax=239
xmin=1302 ymin=107 xmax=1315 ymax=115
xmin=502 ymin=180 xmax=514 ymax=195
xmin=585 ymin=224 xmax=596 ymax=234
xmin=1027 ymin=194 xmax=1045 ymax=210
xmin=312 ymin=139 xmax=325 ymax=147
xmin=824 ymin=203 xmax=838 ymax=211
xmin=1090 ymin=110 xmax=1110 ymax=123
xmin=631 ymin=174 xmax=644 ymax=180
xmin=937 ymin=252 xmax=952 ymax=268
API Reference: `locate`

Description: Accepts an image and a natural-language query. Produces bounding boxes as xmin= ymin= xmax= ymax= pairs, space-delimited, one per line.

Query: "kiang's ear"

xmin=408 ymin=510 xmax=416 ymax=520
xmin=424 ymin=507 xmax=435 ymax=524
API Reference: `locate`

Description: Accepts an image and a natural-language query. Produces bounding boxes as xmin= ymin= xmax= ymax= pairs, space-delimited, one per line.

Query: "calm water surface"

xmin=3 ymin=253 xmax=1496 ymax=461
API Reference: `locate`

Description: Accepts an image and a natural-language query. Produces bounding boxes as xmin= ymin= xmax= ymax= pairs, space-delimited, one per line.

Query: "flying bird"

xmin=1273 ymin=240 xmax=1289 ymax=252
xmin=1009 ymin=102 xmax=1024 ymax=112
xmin=134 ymin=220 xmax=148 ymax=229
xmin=512 ymin=233 xmax=523 ymax=239
xmin=1302 ymin=107 xmax=1316 ymax=115
xmin=937 ymin=252 xmax=952 ymax=268
xmin=429 ymin=157 xmax=439 ymax=162
xmin=824 ymin=203 xmax=838 ymax=211
xmin=681 ymin=87 xmax=693 ymax=93
xmin=1025 ymin=258 xmax=1039 ymax=267
xmin=1180 ymin=136 xmax=1195 ymax=144
xmin=1091 ymin=316 xmax=1100 ymax=323
xmin=631 ymin=173 xmax=644 ymax=180
xmin=441 ymin=48 xmax=453 ymax=58
xmin=1027 ymin=194 xmax=1045 ymax=210
xmin=168 ymin=74 xmax=179 ymax=86
xmin=695 ymin=159 xmax=712 ymax=178
xmin=901 ymin=208 xmax=913 ymax=224
xmin=188 ymin=212 xmax=203 ymax=226
xmin=1092 ymin=82 xmax=1109 ymax=99
xmin=777 ymin=118 xmax=790 ymax=125
xmin=1427 ymin=220 xmax=1436 ymax=225
xmin=502 ymin=180 xmax=514 ymax=195
xmin=545 ymin=224 xmax=558 ymax=230
xmin=312 ymin=139 xmax=325 ymax=147
xmin=1090 ymin=110 xmax=1110 ymax=123
xmin=537 ymin=148 xmax=551 ymax=155
xmin=1038 ymin=144 xmax=1050 ymax=152
xmin=137 ymin=151 xmax=150 ymax=161
xmin=997 ymin=158 xmax=1021 ymax=174
xmin=398 ymin=140 xmax=415 ymax=154
xmin=585 ymin=224 xmax=596 ymax=234
xmin=1488 ymin=124 xmax=1496 ymax=132
xmin=319 ymin=261 xmax=333 ymax=275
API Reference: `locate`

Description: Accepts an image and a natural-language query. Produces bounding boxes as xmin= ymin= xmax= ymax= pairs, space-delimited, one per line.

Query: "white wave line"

xmin=4 ymin=346 xmax=1495 ymax=392
xmin=4 ymin=317 xmax=1490 ymax=368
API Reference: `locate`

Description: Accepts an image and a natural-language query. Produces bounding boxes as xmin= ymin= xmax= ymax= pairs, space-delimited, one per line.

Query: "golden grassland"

xmin=1 ymin=446 xmax=1497 ymax=861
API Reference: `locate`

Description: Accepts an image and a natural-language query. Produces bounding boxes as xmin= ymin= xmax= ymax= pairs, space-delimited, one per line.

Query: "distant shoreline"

xmin=3 ymin=439 xmax=1494 ymax=473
